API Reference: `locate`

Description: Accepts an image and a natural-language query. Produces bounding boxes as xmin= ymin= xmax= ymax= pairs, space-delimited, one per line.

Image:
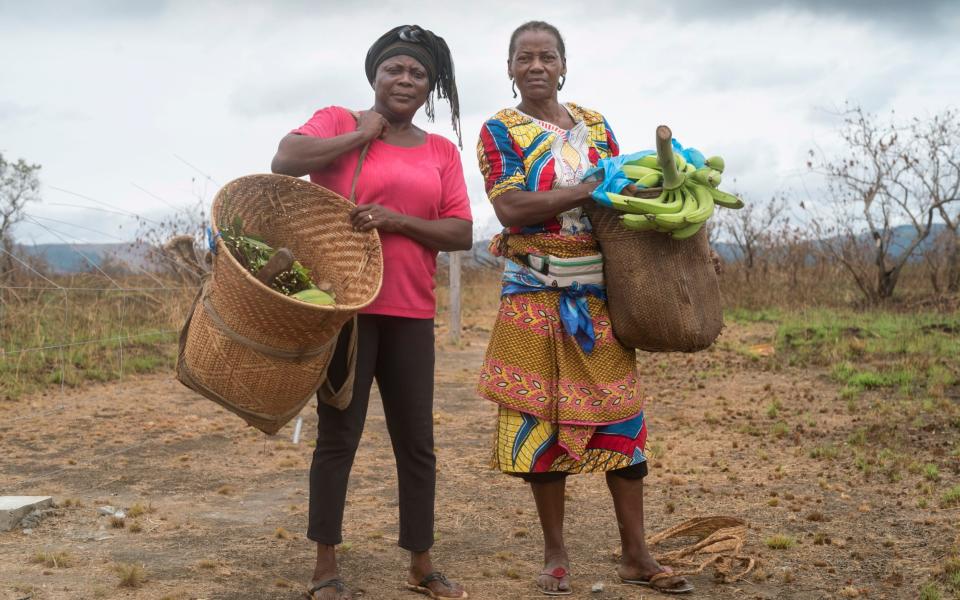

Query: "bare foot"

xmin=309 ymin=544 xmax=351 ymax=600
xmin=409 ymin=550 xmax=466 ymax=598
xmin=407 ymin=570 xmax=466 ymax=598
xmin=307 ymin=576 xmax=351 ymax=600
xmin=617 ymin=562 xmax=691 ymax=593
xmin=536 ymin=551 xmax=571 ymax=595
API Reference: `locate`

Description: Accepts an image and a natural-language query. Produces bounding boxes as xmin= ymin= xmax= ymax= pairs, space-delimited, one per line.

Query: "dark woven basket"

xmin=177 ymin=174 xmax=383 ymax=434
xmin=586 ymin=187 xmax=723 ymax=353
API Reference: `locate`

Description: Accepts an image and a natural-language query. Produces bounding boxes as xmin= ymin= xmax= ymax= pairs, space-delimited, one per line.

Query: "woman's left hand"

xmin=350 ymin=203 xmax=407 ymax=233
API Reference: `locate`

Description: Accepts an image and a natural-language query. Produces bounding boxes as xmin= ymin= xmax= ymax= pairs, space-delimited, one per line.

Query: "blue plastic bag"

xmin=583 ymin=151 xmax=655 ymax=207
xmin=583 ymin=140 xmax=706 ymax=207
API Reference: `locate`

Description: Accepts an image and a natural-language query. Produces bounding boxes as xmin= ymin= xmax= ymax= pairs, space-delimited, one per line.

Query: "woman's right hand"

xmin=356 ymin=110 xmax=389 ymax=143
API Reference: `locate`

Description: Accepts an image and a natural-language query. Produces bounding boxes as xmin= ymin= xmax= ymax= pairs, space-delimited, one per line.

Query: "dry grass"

xmin=31 ymin=550 xmax=73 ymax=568
xmin=765 ymin=534 xmax=797 ymax=550
xmin=0 ymin=274 xmax=192 ymax=399
xmin=126 ymin=502 xmax=155 ymax=518
xmin=114 ymin=562 xmax=147 ymax=588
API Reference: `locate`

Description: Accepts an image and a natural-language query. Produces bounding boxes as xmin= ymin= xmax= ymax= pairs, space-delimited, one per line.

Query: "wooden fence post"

xmin=449 ymin=251 xmax=461 ymax=345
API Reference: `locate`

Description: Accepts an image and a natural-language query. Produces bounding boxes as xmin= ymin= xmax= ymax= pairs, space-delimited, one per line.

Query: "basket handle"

xmin=349 ymin=142 xmax=371 ymax=204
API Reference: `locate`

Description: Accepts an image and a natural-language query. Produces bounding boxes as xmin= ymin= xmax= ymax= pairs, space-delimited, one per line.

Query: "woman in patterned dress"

xmin=476 ymin=21 xmax=693 ymax=596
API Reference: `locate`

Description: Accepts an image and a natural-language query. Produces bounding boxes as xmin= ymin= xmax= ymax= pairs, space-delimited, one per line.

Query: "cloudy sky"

xmin=2 ymin=0 xmax=958 ymax=245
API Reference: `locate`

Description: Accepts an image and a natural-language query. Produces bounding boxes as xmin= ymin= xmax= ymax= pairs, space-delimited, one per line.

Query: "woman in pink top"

xmin=271 ymin=25 xmax=472 ymax=600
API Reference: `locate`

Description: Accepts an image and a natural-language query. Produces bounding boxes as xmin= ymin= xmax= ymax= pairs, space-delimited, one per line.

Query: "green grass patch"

xmin=847 ymin=428 xmax=868 ymax=446
xmin=771 ymin=421 xmax=790 ymax=438
xmin=810 ymin=444 xmax=840 ymax=460
xmin=941 ymin=485 xmax=960 ymax=508
xmin=1 ymin=278 xmax=189 ymax=400
xmin=773 ymin=310 xmax=959 ymax=401
xmin=724 ymin=307 xmax=784 ymax=323
xmin=766 ymin=399 xmax=781 ymax=419
xmin=923 ymin=464 xmax=941 ymax=482
xmin=764 ymin=534 xmax=796 ymax=550
xmin=919 ymin=582 xmax=943 ymax=600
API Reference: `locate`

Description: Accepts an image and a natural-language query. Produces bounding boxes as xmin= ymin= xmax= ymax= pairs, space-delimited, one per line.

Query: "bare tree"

xmin=906 ymin=109 xmax=960 ymax=292
xmin=133 ymin=183 xmax=208 ymax=284
xmin=0 ymin=153 xmax=42 ymax=280
xmin=720 ymin=194 xmax=789 ymax=282
xmin=808 ymin=105 xmax=943 ymax=303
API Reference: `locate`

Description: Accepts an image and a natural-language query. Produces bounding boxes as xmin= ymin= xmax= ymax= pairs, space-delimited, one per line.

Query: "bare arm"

xmin=350 ymin=204 xmax=472 ymax=252
xmin=271 ymin=131 xmax=367 ymax=177
xmin=492 ymin=182 xmax=600 ymax=228
xmin=270 ymin=110 xmax=387 ymax=177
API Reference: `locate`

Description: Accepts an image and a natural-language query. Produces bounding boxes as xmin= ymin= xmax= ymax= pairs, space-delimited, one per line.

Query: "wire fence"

xmin=1 ymin=182 xmax=212 ymax=495
xmin=1 ymin=179 xmax=468 ymax=496
xmin=5 ymin=174 xmax=221 ymax=380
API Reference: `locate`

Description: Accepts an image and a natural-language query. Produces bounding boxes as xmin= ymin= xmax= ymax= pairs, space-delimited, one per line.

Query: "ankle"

xmin=543 ymin=546 xmax=568 ymax=563
xmin=620 ymin=544 xmax=657 ymax=568
xmin=409 ymin=550 xmax=434 ymax=577
xmin=313 ymin=544 xmax=338 ymax=578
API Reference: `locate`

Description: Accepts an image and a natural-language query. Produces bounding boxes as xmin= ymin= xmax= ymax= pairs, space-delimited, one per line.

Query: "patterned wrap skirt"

xmin=478 ymin=233 xmax=648 ymax=475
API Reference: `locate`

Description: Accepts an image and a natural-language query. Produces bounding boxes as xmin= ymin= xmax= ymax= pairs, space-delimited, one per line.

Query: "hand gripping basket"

xmin=176 ymin=174 xmax=382 ymax=434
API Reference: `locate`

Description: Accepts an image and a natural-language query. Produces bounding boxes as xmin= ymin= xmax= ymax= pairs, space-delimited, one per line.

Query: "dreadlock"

xmin=365 ymin=25 xmax=462 ymax=148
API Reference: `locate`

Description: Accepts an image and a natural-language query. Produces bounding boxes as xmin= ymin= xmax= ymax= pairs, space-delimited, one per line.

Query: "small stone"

xmin=22 ymin=528 xmax=32 ymax=534
xmin=591 ymin=582 xmax=604 ymax=593
xmin=114 ymin=510 xmax=126 ymax=519
xmin=98 ymin=505 xmax=117 ymax=516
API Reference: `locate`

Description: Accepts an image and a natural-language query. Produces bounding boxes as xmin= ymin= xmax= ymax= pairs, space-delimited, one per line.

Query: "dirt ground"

xmin=1 ymin=319 xmax=957 ymax=600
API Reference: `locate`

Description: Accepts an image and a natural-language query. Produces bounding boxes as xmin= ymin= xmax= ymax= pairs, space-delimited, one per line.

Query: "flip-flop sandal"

xmin=537 ymin=566 xmax=573 ymax=596
xmin=404 ymin=571 xmax=469 ymax=599
xmin=306 ymin=577 xmax=350 ymax=599
xmin=621 ymin=567 xmax=694 ymax=594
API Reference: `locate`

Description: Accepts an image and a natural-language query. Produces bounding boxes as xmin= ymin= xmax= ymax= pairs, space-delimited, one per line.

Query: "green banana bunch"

xmin=606 ymin=190 xmax=684 ymax=214
xmin=624 ymin=154 xmax=660 ymax=169
xmin=606 ymin=148 xmax=743 ymax=240
xmin=705 ymin=155 xmax=725 ymax=173
xmin=690 ymin=168 xmax=722 ymax=188
xmin=710 ymin=187 xmax=744 ymax=209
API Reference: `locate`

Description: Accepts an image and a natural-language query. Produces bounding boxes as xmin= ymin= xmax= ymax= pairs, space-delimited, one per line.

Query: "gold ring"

xmin=368 ymin=214 xmax=374 ymax=221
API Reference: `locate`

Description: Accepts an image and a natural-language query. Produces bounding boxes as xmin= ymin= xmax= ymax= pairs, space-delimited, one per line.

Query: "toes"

xmin=538 ymin=575 xmax=558 ymax=592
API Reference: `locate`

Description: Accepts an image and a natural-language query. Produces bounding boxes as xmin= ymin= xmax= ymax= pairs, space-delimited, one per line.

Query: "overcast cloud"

xmin=2 ymin=0 xmax=958 ymax=244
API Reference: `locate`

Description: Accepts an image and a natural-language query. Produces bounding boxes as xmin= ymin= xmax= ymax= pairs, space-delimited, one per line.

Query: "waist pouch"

xmin=521 ymin=252 xmax=604 ymax=287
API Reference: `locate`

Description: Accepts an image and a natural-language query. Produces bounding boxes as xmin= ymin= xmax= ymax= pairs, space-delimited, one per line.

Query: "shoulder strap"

xmin=349 ymin=142 xmax=370 ymax=203
xmin=347 ymin=110 xmax=370 ymax=204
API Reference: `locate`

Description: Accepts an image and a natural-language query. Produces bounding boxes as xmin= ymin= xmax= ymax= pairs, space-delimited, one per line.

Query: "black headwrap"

xmin=365 ymin=25 xmax=462 ymax=148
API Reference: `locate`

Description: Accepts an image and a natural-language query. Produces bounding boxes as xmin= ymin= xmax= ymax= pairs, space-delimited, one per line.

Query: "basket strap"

xmin=200 ymin=293 xmax=335 ymax=361
xmin=349 ymin=142 xmax=371 ymax=203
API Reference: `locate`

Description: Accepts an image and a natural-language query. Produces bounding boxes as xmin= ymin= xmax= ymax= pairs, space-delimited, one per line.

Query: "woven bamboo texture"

xmin=586 ymin=188 xmax=723 ymax=353
xmin=178 ymin=174 xmax=382 ymax=434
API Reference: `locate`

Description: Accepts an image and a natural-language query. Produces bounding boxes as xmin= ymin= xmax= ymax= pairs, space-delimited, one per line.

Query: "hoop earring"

xmin=557 ymin=75 xmax=566 ymax=91
xmin=511 ymin=79 xmax=518 ymax=99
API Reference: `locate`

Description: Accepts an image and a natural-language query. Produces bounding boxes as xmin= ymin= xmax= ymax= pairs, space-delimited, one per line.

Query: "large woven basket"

xmin=586 ymin=188 xmax=722 ymax=353
xmin=177 ymin=174 xmax=382 ymax=434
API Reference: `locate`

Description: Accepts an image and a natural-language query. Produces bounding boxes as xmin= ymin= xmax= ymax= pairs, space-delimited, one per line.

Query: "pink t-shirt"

xmin=292 ymin=106 xmax=472 ymax=319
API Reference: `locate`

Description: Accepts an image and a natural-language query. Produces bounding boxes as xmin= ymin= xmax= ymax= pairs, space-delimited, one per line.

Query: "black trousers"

xmin=307 ymin=314 xmax=436 ymax=552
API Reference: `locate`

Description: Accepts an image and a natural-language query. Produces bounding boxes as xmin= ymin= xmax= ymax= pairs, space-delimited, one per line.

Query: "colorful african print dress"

xmin=477 ymin=103 xmax=647 ymax=476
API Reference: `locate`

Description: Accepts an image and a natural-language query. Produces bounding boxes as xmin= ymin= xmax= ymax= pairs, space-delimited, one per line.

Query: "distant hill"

xmin=18 ymin=223 xmax=949 ymax=274
xmin=16 ymin=242 xmax=155 ymax=274
xmin=711 ymin=223 xmax=949 ymax=263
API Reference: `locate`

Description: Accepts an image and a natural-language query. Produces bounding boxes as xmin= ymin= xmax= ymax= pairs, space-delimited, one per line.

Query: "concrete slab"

xmin=0 ymin=496 xmax=53 ymax=531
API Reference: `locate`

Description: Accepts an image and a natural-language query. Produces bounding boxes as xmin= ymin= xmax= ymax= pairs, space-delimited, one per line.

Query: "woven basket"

xmin=177 ymin=174 xmax=382 ymax=434
xmin=586 ymin=187 xmax=722 ymax=353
